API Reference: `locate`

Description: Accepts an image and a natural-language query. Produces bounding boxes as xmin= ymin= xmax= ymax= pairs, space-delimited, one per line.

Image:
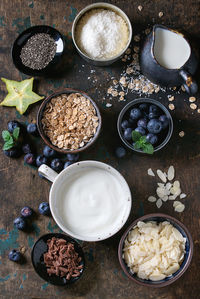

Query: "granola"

xmin=41 ymin=93 xmax=99 ymax=150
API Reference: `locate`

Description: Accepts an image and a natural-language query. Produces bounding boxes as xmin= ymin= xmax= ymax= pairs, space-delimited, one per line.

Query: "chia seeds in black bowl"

xmin=117 ymin=98 xmax=173 ymax=154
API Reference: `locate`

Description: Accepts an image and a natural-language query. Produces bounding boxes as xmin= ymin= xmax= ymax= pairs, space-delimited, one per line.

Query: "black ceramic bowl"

xmin=117 ymin=98 xmax=173 ymax=153
xmin=118 ymin=214 xmax=193 ymax=288
xmin=31 ymin=233 xmax=85 ymax=286
xmin=12 ymin=25 xmax=65 ymax=76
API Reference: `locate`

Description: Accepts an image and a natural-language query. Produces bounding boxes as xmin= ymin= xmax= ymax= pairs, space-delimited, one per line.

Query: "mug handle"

xmin=38 ymin=164 xmax=58 ymax=183
xmin=179 ymin=70 xmax=198 ymax=94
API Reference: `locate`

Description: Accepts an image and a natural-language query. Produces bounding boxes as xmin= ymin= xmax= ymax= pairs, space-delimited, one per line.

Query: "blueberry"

xmin=159 ymin=115 xmax=169 ymax=129
xmin=135 ymin=126 xmax=146 ymax=136
xmin=24 ymin=153 xmax=35 ymax=165
xmin=147 ymin=119 xmax=163 ymax=134
xmin=121 ymin=120 xmax=129 ymax=130
xmin=21 ymin=206 xmax=33 ymax=218
xmin=124 ymin=128 xmax=132 ymax=141
xmin=27 ymin=123 xmax=38 ymax=136
xmin=8 ymin=249 xmax=21 ymax=262
xmin=43 ymin=146 xmax=56 ymax=158
xmin=66 ymin=153 xmax=79 ymax=162
xmin=3 ymin=147 xmax=21 ymax=158
xmin=139 ymin=103 xmax=148 ymax=112
xmin=149 ymin=104 xmax=160 ymax=114
xmin=130 ymin=108 xmax=142 ymax=120
xmin=115 ymin=147 xmax=126 ymax=158
xmin=64 ymin=161 xmax=74 ymax=169
xmin=137 ymin=118 xmax=147 ymax=129
xmin=36 ymin=155 xmax=48 ymax=167
xmin=128 ymin=118 xmax=135 ymax=126
xmin=7 ymin=120 xmax=20 ymax=133
xmin=146 ymin=133 xmax=158 ymax=145
xmin=51 ymin=158 xmax=63 ymax=172
xmin=38 ymin=202 xmax=50 ymax=215
xmin=22 ymin=143 xmax=32 ymax=154
xmin=14 ymin=217 xmax=26 ymax=230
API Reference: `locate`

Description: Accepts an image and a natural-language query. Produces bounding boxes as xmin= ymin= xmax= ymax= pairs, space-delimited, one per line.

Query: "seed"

xmin=168 ymin=103 xmax=175 ymax=110
xmin=158 ymin=11 xmax=164 ymax=17
xmin=179 ymin=131 xmax=185 ymax=137
xmin=168 ymin=96 xmax=174 ymax=101
xmin=190 ymin=103 xmax=197 ymax=110
xmin=138 ymin=5 xmax=143 ymax=11
xmin=111 ymin=90 xmax=118 ymax=97
xmin=189 ymin=96 xmax=196 ymax=102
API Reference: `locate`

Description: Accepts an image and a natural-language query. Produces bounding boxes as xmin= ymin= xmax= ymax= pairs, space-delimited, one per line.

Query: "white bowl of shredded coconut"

xmin=72 ymin=3 xmax=132 ymax=66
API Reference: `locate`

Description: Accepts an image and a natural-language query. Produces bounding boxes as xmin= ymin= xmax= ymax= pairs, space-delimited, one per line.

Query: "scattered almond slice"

xmin=167 ymin=166 xmax=175 ymax=181
xmin=157 ymin=183 xmax=165 ymax=187
xmin=148 ymin=196 xmax=157 ymax=202
xmin=157 ymin=169 xmax=167 ymax=183
xmin=170 ymin=186 xmax=181 ymax=196
xmin=180 ymin=193 xmax=187 ymax=199
xmin=169 ymin=195 xmax=177 ymax=200
xmin=174 ymin=203 xmax=185 ymax=213
xmin=173 ymin=201 xmax=182 ymax=208
xmin=166 ymin=182 xmax=172 ymax=190
xmin=173 ymin=180 xmax=180 ymax=188
xmin=156 ymin=187 xmax=166 ymax=198
xmin=148 ymin=168 xmax=155 ymax=176
xmin=161 ymin=195 xmax=168 ymax=202
xmin=156 ymin=198 xmax=162 ymax=208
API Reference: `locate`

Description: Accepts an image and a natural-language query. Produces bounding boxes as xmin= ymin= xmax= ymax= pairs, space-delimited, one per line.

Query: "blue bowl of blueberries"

xmin=117 ymin=98 xmax=173 ymax=154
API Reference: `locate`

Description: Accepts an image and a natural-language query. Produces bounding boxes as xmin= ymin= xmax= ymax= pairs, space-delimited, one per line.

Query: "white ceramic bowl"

xmin=38 ymin=161 xmax=132 ymax=242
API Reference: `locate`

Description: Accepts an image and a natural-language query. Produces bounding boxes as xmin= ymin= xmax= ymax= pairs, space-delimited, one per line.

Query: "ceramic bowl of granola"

xmin=37 ymin=89 xmax=102 ymax=153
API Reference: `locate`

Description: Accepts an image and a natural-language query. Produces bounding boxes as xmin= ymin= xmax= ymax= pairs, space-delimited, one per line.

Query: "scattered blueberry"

xmin=159 ymin=115 xmax=169 ymax=129
xmin=38 ymin=202 xmax=50 ymax=216
xmin=139 ymin=103 xmax=148 ymax=112
xmin=24 ymin=153 xmax=35 ymax=165
xmin=130 ymin=108 xmax=142 ymax=120
xmin=36 ymin=155 xmax=48 ymax=167
xmin=115 ymin=147 xmax=126 ymax=158
xmin=135 ymin=126 xmax=146 ymax=136
xmin=149 ymin=104 xmax=160 ymax=114
xmin=43 ymin=146 xmax=56 ymax=158
xmin=8 ymin=249 xmax=22 ymax=262
xmin=14 ymin=217 xmax=26 ymax=230
xmin=21 ymin=206 xmax=33 ymax=218
xmin=64 ymin=161 xmax=74 ymax=169
xmin=27 ymin=123 xmax=38 ymax=136
xmin=137 ymin=118 xmax=147 ymax=129
xmin=22 ymin=143 xmax=32 ymax=154
xmin=146 ymin=133 xmax=158 ymax=145
xmin=7 ymin=120 xmax=20 ymax=133
xmin=147 ymin=119 xmax=163 ymax=134
xmin=124 ymin=128 xmax=132 ymax=141
xmin=51 ymin=158 xmax=63 ymax=172
xmin=121 ymin=120 xmax=129 ymax=130
xmin=3 ymin=147 xmax=21 ymax=158
xmin=66 ymin=153 xmax=79 ymax=162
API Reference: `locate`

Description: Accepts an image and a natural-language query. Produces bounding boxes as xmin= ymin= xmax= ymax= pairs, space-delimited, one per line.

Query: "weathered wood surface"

xmin=0 ymin=0 xmax=200 ymax=298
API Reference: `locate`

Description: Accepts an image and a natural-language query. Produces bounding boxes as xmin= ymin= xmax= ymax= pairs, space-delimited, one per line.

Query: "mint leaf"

xmin=3 ymin=142 xmax=14 ymax=151
xmin=140 ymin=136 xmax=147 ymax=144
xmin=132 ymin=130 xmax=141 ymax=142
xmin=142 ymin=143 xmax=154 ymax=154
xmin=13 ymin=127 xmax=20 ymax=140
xmin=134 ymin=141 xmax=142 ymax=150
xmin=2 ymin=130 xmax=11 ymax=142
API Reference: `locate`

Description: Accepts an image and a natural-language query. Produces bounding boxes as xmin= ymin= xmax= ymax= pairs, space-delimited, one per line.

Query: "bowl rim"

xmin=118 ymin=213 xmax=193 ymax=287
xmin=71 ymin=2 xmax=132 ymax=62
xmin=11 ymin=25 xmax=65 ymax=76
xmin=117 ymin=98 xmax=173 ymax=153
xmin=49 ymin=160 xmax=132 ymax=242
xmin=37 ymin=88 xmax=102 ymax=153
xmin=31 ymin=232 xmax=85 ymax=286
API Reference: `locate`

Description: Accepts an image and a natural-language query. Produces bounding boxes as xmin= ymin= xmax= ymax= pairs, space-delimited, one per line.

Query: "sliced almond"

xmin=156 ymin=198 xmax=162 ymax=208
xmin=168 ymin=195 xmax=177 ymax=200
xmin=167 ymin=166 xmax=175 ymax=181
xmin=156 ymin=187 xmax=166 ymax=198
xmin=157 ymin=169 xmax=167 ymax=183
xmin=148 ymin=168 xmax=155 ymax=176
xmin=173 ymin=200 xmax=182 ymax=208
xmin=148 ymin=196 xmax=157 ymax=202
xmin=180 ymin=193 xmax=187 ymax=199
xmin=157 ymin=183 xmax=165 ymax=187
xmin=173 ymin=180 xmax=180 ymax=188
xmin=166 ymin=182 xmax=172 ymax=190
xmin=174 ymin=203 xmax=185 ymax=213
xmin=161 ymin=196 xmax=168 ymax=202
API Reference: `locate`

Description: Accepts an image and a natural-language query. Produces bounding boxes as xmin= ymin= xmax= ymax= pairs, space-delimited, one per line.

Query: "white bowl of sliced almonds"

xmin=37 ymin=89 xmax=102 ymax=153
xmin=118 ymin=214 xmax=193 ymax=287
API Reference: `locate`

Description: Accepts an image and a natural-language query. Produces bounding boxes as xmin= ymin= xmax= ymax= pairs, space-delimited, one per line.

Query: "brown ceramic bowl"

xmin=37 ymin=88 xmax=102 ymax=154
xmin=118 ymin=213 xmax=193 ymax=288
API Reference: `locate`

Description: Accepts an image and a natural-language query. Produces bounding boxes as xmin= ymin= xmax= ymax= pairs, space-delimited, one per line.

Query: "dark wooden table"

xmin=0 ymin=0 xmax=200 ymax=298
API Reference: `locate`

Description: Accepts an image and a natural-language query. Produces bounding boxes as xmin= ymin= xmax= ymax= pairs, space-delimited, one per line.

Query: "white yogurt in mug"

xmin=50 ymin=162 xmax=131 ymax=241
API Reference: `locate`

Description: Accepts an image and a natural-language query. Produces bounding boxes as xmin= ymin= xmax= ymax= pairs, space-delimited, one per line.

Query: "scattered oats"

xmin=157 ymin=169 xmax=167 ymax=183
xmin=174 ymin=203 xmax=185 ymax=213
xmin=168 ymin=195 xmax=177 ymax=200
xmin=134 ymin=35 xmax=140 ymax=42
xmin=122 ymin=58 xmax=126 ymax=62
xmin=167 ymin=165 xmax=175 ymax=181
xmin=128 ymin=82 xmax=134 ymax=89
xmin=112 ymin=90 xmax=119 ymax=97
xmin=119 ymin=96 xmax=125 ymax=101
xmin=179 ymin=131 xmax=185 ymax=137
xmin=190 ymin=103 xmax=197 ymax=110
xmin=168 ymin=96 xmax=174 ymax=101
xmin=119 ymin=76 xmax=126 ymax=85
xmin=145 ymin=28 xmax=151 ymax=35
xmin=173 ymin=86 xmax=177 ymax=90
xmin=173 ymin=201 xmax=182 ymax=208
xmin=169 ymin=103 xmax=175 ymax=110
xmin=106 ymin=103 xmax=112 ymax=108
xmin=138 ymin=5 xmax=143 ymax=11
xmin=148 ymin=196 xmax=157 ymax=202
xmin=189 ymin=96 xmax=196 ymax=102
xmin=142 ymin=86 xmax=149 ymax=93
xmin=162 ymin=196 xmax=168 ymax=202
xmin=156 ymin=198 xmax=162 ymax=208
xmin=166 ymin=182 xmax=172 ymax=190
xmin=173 ymin=180 xmax=180 ymax=188
xmin=197 ymin=109 xmax=200 ymax=113
xmin=157 ymin=183 xmax=165 ymax=187
xmin=181 ymin=85 xmax=186 ymax=92
xmin=107 ymin=87 xmax=113 ymax=94
xmin=125 ymin=48 xmax=131 ymax=55
xmin=113 ymin=79 xmax=118 ymax=85
xmin=155 ymin=86 xmax=160 ymax=93
xmin=119 ymin=91 xmax=125 ymax=97
xmin=147 ymin=168 xmax=155 ymax=176
xmin=158 ymin=11 xmax=164 ymax=17
xmin=20 ymin=246 xmax=26 ymax=254
xmin=133 ymin=46 xmax=139 ymax=53
xmin=180 ymin=193 xmax=187 ymax=199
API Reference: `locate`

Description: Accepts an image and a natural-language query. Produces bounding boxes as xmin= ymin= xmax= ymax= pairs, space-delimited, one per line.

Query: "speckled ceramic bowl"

xmin=118 ymin=214 xmax=193 ymax=287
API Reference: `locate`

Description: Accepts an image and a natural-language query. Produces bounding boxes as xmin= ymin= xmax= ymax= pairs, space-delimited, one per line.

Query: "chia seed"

xmin=20 ymin=33 xmax=57 ymax=70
